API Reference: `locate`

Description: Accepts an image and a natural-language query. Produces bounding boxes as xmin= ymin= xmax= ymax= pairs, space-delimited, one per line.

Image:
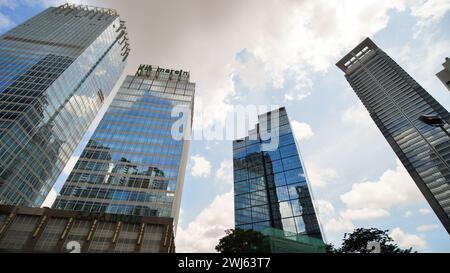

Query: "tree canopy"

xmin=215 ymin=229 xmax=268 ymax=253
xmin=216 ymin=227 xmax=415 ymax=253
xmin=326 ymin=228 xmax=414 ymax=253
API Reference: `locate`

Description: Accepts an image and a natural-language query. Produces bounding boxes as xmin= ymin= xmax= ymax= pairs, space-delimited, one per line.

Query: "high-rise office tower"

xmin=0 ymin=4 xmax=130 ymax=207
xmin=437 ymin=57 xmax=450 ymax=92
xmin=53 ymin=65 xmax=195 ymax=235
xmin=337 ymin=37 xmax=450 ymax=234
xmin=233 ymin=107 xmax=323 ymax=240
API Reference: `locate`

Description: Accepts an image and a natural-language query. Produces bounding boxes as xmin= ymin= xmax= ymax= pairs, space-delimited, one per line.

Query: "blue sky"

xmin=1 ymin=0 xmax=450 ymax=252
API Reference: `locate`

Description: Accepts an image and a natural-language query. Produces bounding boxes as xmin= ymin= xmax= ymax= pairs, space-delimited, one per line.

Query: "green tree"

xmin=215 ymin=229 xmax=268 ymax=253
xmin=325 ymin=243 xmax=339 ymax=253
xmin=331 ymin=228 xmax=414 ymax=253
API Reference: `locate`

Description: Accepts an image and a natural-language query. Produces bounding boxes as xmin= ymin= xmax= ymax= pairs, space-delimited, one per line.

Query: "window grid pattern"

xmin=0 ymin=207 xmax=173 ymax=253
xmin=54 ymin=71 xmax=195 ymax=220
xmin=0 ymin=5 xmax=128 ymax=207
xmin=0 ymin=215 xmax=38 ymax=250
xmin=33 ymin=217 xmax=67 ymax=252
xmin=63 ymin=219 xmax=90 ymax=250
xmin=233 ymin=108 xmax=323 ymax=239
xmin=139 ymin=224 xmax=164 ymax=253
xmin=114 ymin=223 xmax=139 ymax=253
xmin=87 ymin=221 xmax=115 ymax=253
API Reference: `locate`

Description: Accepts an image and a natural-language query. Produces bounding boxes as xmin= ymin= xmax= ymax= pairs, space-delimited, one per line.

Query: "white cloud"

xmin=2 ymin=0 xmax=434 ymax=129
xmin=41 ymin=188 xmax=57 ymax=208
xmin=0 ymin=12 xmax=14 ymax=30
xmin=215 ymin=159 xmax=233 ymax=185
xmin=176 ymin=191 xmax=234 ymax=253
xmin=390 ymin=227 xmax=427 ymax=250
xmin=417 ymin=224 xmax=440 ymax=232
xmin=341 ymin=102 xmax=374 ymax=128
xmin=306 ymin=163 xmax=338 ymax=188
xmin=411 ymin=0 xmax=450 ymax=37
xmin=340 ymin=160 xmax=424 ymax=210
xmin=324 ymin=217 xmax=355 ymax=234
xmin=388 ymin=34 xmax=450 ymax=90
xmin=291 ymin=120 xmax=314 ymax=141
xmin=190 ymin=155 xmax=212 ymax=178
xmin=340 ymin=208 xmax=390 ymax=221
xmin=235 ymin=53 xmax=267 ymax=90
xmin=238 ymin=0 xmax=407 ymax=99
xmin=419 ymin=208 xmax=432 ymax=215
xmin=283 ymin=92 xmax=311 ymax=102
xmin=67 ymin=0 xmax=411 ymax=129
xmin=315 ymin=200 xmax=336 ymax=217
xmin=404 ymin=210 xmax=413 ymax=218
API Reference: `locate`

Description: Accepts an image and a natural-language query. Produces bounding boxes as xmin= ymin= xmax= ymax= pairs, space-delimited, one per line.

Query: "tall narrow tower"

xmin=233 ymin=107 xmax=323 ymax=241
xmin=337 ymin=37 xmax=450 ymax=234
xmin=0 ymin=4 xmax=130 ymax=207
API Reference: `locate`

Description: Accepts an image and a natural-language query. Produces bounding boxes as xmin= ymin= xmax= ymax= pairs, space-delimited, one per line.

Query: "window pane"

xmin=284 ymin=168 xmax=305 ymax=184
xmin=282 ymin=156 xmax=301 ymax=171
xmin=279 ymin=144 xmax=298 ymax=158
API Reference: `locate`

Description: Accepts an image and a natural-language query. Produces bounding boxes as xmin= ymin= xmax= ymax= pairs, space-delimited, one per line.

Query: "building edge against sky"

xmin=336 ymin=37 xmax=450 ymax=235
xmin=437 ymin=58 xmax=450 ymax=93
xmin=52 ymin=64 xmax=195 ymax=237
xmin=232 ymin=107 xmax=325 ymax=244
xmin=0 ymin=4 xmax=129 ymax=207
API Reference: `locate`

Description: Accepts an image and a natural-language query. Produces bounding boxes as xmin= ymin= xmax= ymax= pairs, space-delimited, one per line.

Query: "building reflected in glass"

xmin=337 ymin=38 xmax=450 ymax=234
xmin=0 ymin=4 xmax=129 ymax=207
xmin=233 ymin=107 xmax=323 ymax=240
xmin=53 ymin=65 xmax=195 ymax=231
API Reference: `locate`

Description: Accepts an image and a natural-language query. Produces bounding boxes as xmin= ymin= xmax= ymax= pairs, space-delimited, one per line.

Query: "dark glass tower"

xmin=0 ymin=4 xmax=129 ymax=207
xmin=53 ymin=65 xmax=195 ymax=232
xmin=233 ymin=107 xmax=323 ymax=240
xmin=337 ymin=37 xmax=450 ymax=234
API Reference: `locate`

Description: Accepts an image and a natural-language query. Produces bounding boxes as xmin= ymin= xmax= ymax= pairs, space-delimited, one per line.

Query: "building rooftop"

xmin=56 ymin=3 xmax=118 ymax=16
xmin=135 ymin=64 xmax=190 ymax=79
xmin=336 ymin=37 xmax=379 ymax=74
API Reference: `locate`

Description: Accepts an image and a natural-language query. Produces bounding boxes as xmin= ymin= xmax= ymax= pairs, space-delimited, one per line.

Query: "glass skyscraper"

xmin=0 ymin=4 xmax=129 ymax=207
xmin=337 ymin=37 xmax=450 ymax=234
xmin=53 ymin=65 xmax=195 ymax=232
xmin=233 ymin=107 xmax=323 ymax=240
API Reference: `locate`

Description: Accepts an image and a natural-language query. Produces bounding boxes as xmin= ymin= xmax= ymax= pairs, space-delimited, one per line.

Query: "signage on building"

xmin=136 ymin=64 xmax=189 ymax=78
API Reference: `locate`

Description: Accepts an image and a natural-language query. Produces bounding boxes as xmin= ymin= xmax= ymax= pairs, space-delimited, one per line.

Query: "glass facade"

xmin=53 ymin=65 xmax=195 ymax=231
xmin=233 ymin=107 xmax=323 ymax=240
xmin=0 ymin=4 xmax=129 ymax=207
xmin=337 ymin=38 xmax=450 ymax=234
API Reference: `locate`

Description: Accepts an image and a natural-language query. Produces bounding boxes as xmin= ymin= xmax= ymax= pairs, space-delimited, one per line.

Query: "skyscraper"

xmin=53 ymin=65 xmax=195 ymax=234
xmin=0 ymin=4 xmax=130 ymax=207
xmin=233 ymin=107 xmax=323 ymax=240
xmin=336 ymin=37 xmax=450 ymax=234
xmin=437 ymin=57 xmax=450 ymax=92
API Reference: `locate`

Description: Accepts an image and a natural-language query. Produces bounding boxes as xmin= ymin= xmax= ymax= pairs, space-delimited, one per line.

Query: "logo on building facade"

xmin=136 ymin=64 xmax=189 ymax=78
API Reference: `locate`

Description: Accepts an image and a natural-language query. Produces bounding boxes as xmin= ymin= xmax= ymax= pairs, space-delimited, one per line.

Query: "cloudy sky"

xmin=1 ymin=0 xmax=450 ymax=252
